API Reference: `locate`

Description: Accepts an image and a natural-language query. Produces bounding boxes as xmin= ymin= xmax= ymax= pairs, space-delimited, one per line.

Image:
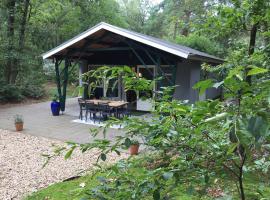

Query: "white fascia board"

xmin=42 ymin=25 xmax=104 ymax=59
xmin=42 ymin=23 xmax=189 ymax=60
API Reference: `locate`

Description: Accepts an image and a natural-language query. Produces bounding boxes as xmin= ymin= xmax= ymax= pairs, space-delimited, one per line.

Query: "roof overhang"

xmin=42 ymin=22 xmax=223 ymax=64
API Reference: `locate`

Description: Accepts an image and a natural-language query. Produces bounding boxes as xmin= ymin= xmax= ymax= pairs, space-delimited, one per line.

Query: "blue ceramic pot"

xmin=51 ymin=101 xmax=60 ymax=116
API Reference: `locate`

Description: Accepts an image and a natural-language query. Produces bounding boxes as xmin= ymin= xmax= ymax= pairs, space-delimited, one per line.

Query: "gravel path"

xmin=0 ymin=129 xmax=127 ymax=200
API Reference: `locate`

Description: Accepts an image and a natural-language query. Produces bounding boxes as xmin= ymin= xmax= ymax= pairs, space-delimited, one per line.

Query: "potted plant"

xmin=51 ymin=94 xmax=61 ymax=116
xmin=129 ymin=139 xmax=140 ymax=155
xmin=14 ymin=115 xmax=24 ymax=131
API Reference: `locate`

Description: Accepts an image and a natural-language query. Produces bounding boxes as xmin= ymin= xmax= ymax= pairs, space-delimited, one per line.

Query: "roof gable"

xmin=42 ymin=22 xmax=223 ymax=63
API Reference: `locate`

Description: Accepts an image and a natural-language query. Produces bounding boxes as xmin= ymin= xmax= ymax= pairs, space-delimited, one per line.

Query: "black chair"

xmin=78 ymin=98 xmax=87 ymax=120
xmin=85 ymin=102 xmax=99 ymax=123
xmin=98 ymin=102 xmax=114 ymax=121
xmin=116 ymin=103 xmax=131 ymax=119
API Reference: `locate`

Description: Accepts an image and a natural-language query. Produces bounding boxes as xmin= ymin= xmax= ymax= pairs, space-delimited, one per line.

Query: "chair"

xmin=116 ymin=103 xmax=131 ymax=119
xmin=78 ymin=98 xmax=87 ymax=120
xmin=85 ymin=102 xmax=99 ymax=123
xmin=98 ymin=102 xmax=114 ymax=121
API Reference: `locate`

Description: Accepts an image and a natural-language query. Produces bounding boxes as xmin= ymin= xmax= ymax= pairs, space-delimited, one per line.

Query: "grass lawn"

xmin=25 ymin=169 xmax=201 ymax=200
xmin=25 ymin=152 xmax=270 ymax=200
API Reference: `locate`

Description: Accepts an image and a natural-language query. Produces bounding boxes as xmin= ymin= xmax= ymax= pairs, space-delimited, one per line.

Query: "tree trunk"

xmin=19 ymin=0 xmax=30 ymax=49
xmin=14 ymin=0 xmax=30 ymax=78
xmin=238 ymin=166 xmax=245 ymax=200
xmin=5 ymin=0 xmax=16 ymax=84
xmin=173 ymin=21 xmax=178 ymax=40
xmin=246 ymin=23 xmax=258 ymax=84
xmin=181 ymin=10 xmax=191 ymax=36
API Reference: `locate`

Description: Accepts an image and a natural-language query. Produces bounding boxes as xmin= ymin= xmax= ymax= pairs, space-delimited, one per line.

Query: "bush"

xmin=175 ymin=34 xmax=224 ymax=57
xmin=21 ymin=83 xmax=45 ymax=99
xmin=18 ymin=70 xmax=46 ymax=99
xmin=0 ymin=84 xmax=24 ymax=102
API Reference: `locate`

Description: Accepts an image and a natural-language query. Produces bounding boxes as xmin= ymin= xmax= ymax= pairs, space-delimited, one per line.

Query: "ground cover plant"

xmin=40 ymin=53 xmax=270 ymax=200
xmin=1 ymin=0 xmax=269 ymax=199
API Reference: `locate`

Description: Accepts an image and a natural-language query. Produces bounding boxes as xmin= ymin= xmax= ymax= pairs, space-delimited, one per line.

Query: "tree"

xmin=118 ymin=0 xmax=152 ymax=33
xmin=202 ymin=0 xmax=270 ymax=83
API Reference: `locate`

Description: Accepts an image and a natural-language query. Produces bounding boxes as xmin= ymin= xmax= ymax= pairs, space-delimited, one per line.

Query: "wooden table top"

xmin=85 ymin=99 xmax=128 ymax=108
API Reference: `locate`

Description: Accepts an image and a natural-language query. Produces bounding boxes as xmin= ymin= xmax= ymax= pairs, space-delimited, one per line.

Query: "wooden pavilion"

xmin=42 ymin=22 xmax=223 ymax=112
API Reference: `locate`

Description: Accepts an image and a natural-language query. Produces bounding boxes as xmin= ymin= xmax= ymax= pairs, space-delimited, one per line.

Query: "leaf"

xmin=193 ymin=79 xmax=213 ymax=95
xmin=247 ymin=67 xmax=268 ymax=76
xmin=247 ymin=116 xmax=269 ymax=141
xmin=227 ymin=143 xmax=239 ymax=155
xmin=153 ymin=189 xmax=160 ymax=200
xmin=162 ymin=172 xmax=174 ymax=180
xmin=100 ymin=153 xmax=107 ymax=161
xmin=226 ymin=66 xmax=244 ymax=81
xmin=115 ymin=149 xmax=121 ymax=155
xmin=186 ymin=185 xmax=195 ymax=195
xmin=213 ymin=81 xmax=224 ymax=88
xmin=204 ymin=112 xmax=228 ymax=123
xmin=124 ymin=138 xmax=131 ymax=148
xmin=64 ymin=146 xmax=76 ymax=160
xmin=97 ymin=176 xmax=106 ymax=183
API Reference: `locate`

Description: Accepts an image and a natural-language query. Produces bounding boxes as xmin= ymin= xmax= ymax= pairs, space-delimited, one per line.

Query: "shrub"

xmin=19 ymin=71 xmax=46 ymax=99
xmin=175 ymin=34 xmax=224 ymax=57
xmin=21 ymin=82 xmax=45 ymax=99
xmin=0 ymin=84 xmax=24 ymax=102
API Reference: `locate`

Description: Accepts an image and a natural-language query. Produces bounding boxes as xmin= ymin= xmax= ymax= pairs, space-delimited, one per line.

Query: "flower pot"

xmin=129 ymin=144 xmax=139 ymax=155
xmin=15 ymin=122 xmax=23 ymax=131
xmin=51 ymin=101 xmax=60 ymax=116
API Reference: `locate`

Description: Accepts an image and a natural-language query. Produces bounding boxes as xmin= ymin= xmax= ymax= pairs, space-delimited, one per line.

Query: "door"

xmin=136 ymin=65 xmax=156 ymax=111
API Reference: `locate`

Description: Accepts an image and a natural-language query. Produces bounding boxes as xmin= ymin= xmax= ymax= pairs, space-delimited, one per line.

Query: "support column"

xmin=55 ymin=59 xmax=62 ymax=100
xmin=60 ymin=58 xmax=69 ymax=112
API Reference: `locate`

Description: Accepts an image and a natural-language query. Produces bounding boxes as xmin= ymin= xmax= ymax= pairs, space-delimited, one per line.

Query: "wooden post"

xmin=55 ymin=59 xmax=62 ymax=101
xmin=61 ymin=58 xmax=69 ymax=112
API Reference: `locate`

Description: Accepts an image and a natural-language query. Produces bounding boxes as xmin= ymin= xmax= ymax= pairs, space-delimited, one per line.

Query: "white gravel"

xmin=0 ymin=129 xmax=127 ymax=200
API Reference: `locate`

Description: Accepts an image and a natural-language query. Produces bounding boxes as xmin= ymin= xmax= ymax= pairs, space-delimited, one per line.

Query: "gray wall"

xmin=205 ymin=72 xmax=222 ymax=99
xmin=173 ymin=59 xmax=201 ymax=103
xmin=173 ymin=59 xmax=222 ymax=103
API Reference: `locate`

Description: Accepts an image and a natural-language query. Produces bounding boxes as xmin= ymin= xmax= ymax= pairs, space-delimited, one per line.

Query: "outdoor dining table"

xmin=85 ymin=99 xmax=129 ymax=119
xmin=85 ymin=99 xmax=128 ymax=108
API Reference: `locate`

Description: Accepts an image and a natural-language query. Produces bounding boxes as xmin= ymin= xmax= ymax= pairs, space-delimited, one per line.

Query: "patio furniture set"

xmin=78 ymin=98 xmax=130 ymax=123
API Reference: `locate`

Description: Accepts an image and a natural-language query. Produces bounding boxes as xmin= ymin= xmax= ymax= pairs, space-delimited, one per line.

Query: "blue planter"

xmin=51 ymin=101 xmax=60 ymax=116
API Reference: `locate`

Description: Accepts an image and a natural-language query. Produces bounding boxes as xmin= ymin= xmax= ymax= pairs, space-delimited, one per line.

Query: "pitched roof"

xmin=42 ymin=22 xmax=223 ymax=63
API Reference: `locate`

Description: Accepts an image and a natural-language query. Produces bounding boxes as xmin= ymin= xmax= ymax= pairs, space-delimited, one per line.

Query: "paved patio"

xmin=0 ymin=98 xmax=124 ymax=143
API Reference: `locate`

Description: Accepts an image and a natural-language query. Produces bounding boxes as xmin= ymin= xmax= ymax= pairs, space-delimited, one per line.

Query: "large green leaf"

xmin=247 ymin=67 xmax=268 ymax=76
xmin=193 ymin=79 xmax=213 ymax=95
xmin=64 ymin=146 xmax=76 ymax=160
xmin=204 ymin=112 xmax=228 ymax=123
xmin=247 ymin=116 xmax=270 ymax=141
xmin=162 ymin=172 xmax=174 ymax=180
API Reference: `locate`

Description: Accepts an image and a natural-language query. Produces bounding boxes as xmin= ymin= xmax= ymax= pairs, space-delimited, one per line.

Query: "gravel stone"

xmin=0 ymin=129 xmax=127 ymax=200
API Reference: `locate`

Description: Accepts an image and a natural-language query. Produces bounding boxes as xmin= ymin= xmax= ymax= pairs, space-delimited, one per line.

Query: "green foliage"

xmin=0 ymin=83 xmax=24 ymax=102
xmin=55 ymin=51 xmax=270 ymax=200
xmin=83 ymin=66 xmax=154 ymax=98
xmin=14 ymin=114 xmax=23 ymax=124
xmin=20 ymin=77 xmax=45 ymax=99
xmin=175 ymin=34 xmax=224 ymax=57
xmin=1 ymin=1 xmax=269 ymax=199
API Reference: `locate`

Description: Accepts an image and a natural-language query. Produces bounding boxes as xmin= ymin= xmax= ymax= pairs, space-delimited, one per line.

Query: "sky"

xmin=151 ymin=0 xmax=163 ymax=5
